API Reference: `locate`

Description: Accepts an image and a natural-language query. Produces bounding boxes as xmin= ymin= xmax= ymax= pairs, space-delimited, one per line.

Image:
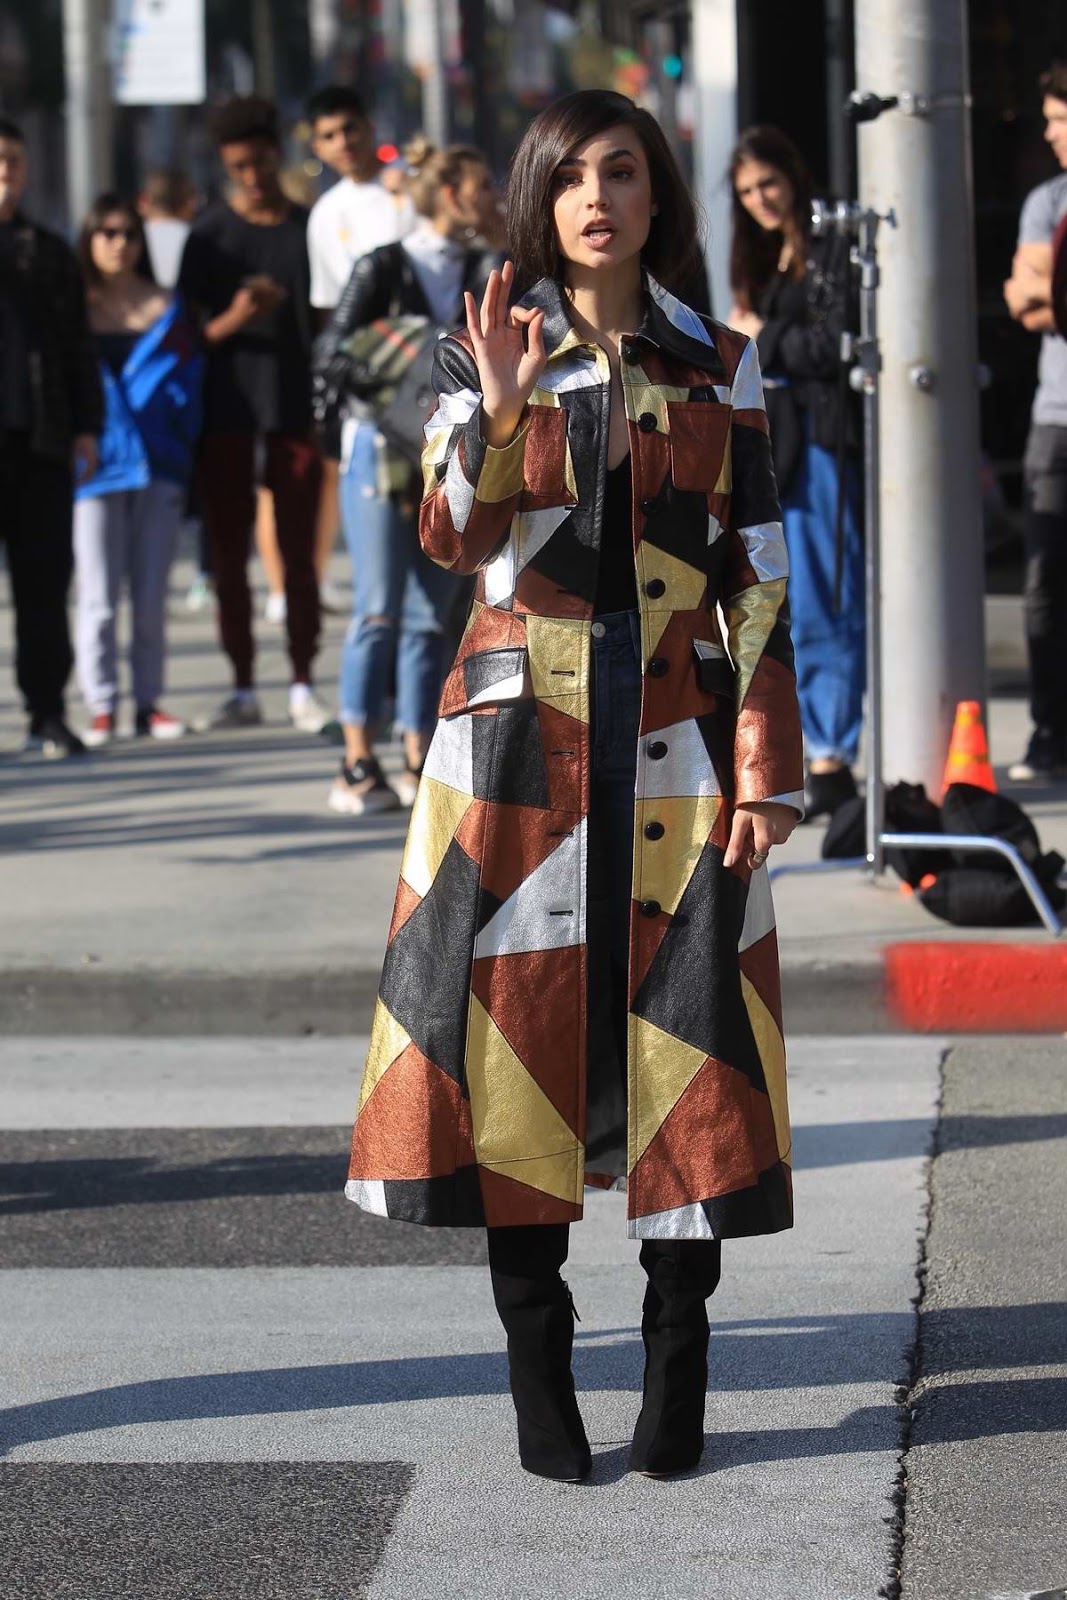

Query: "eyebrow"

xmin=558 ymin=147 xmax=639 ymax=167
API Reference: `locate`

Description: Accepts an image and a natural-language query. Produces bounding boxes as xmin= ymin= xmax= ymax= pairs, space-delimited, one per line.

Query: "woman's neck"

xmin=564 ymin=260 xmax=644 ymax=349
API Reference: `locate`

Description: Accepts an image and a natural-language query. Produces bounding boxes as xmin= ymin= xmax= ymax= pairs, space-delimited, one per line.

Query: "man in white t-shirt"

xmin=306 ymin=86 xmax=413 ymax=315
xmin=305 ymin=87 xmax=414 ymax=613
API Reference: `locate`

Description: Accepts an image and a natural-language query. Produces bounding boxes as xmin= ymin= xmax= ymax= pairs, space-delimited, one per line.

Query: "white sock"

xmin=289 ymin=682 xmax=313 ymax=708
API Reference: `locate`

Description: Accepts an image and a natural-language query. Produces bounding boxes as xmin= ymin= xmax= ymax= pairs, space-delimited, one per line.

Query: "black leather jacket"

xmin=312 ymin=238 xmax=501 ymax=456
xmin=0 ymin=214 xmax=103 ymax=461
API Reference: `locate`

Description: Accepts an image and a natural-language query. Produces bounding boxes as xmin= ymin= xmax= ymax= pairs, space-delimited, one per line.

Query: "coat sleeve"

xmin=723 ymin=336 xmax=806 ymax=815
xmin=418 ymin=334 xmax=529 ymax=574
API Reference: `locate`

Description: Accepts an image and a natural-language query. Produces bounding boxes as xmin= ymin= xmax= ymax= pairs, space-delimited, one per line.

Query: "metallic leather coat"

xmin=346 ymin=273 xmax=804 ymax=1241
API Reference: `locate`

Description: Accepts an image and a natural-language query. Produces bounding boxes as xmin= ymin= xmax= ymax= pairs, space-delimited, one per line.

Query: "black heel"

xmin=490 ymin=1268 xmax=591 ymax=1483
xmin=630 ymin=1240 xmax=721 ymax=1477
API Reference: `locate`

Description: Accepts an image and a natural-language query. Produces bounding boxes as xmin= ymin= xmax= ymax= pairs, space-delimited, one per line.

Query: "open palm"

xmin=464 ymin=260 xmax=547 ymax=447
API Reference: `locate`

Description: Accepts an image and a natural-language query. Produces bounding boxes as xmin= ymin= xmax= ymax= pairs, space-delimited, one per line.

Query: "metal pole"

xmin=62 ymin=0 xmax=113 ymax=229
xmin=856 ymin=207 xmax=886 ymax=875
xmin=690 ymin=0 xmax=738 ymax=319
xmin=420 ymin=0 xmax=449 ymax=148
xmin=854 ymin=0 xmax=987 ymax=797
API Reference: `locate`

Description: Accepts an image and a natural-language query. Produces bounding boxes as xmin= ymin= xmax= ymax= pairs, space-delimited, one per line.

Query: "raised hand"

xmin=463 ymin=260 xmax=547 ymax=448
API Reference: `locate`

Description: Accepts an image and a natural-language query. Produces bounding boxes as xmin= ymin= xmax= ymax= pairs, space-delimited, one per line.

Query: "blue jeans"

xmin=781 ymin=433 xmax=865 ymax=764
xmin=586 ymin=609 xmax=642 ymax=1173
xmin=339 ymin=424 xmax=457 ymax=735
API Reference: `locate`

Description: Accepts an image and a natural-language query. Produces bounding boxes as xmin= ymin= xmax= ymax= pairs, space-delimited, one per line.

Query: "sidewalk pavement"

xmin=1 ymin=558 xmax=1064 ymax=1035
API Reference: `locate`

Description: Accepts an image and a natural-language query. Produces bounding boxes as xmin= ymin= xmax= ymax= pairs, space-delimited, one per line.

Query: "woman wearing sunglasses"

xmin=73 ymin=193 xmax=203 ymax=745
xmin=344 ymin=90 xmax=804 ymax=1483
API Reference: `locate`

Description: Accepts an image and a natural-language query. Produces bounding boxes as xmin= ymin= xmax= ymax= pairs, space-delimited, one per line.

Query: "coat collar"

xmin=518 ymin=270 xmax=727 ymax=379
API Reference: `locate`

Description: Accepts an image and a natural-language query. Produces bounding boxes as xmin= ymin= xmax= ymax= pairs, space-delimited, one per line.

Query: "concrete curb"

xmin=0 ymin=961 xmax=890 ymax=1036
xmin=1 ymin=944 xmax=1064 ymax=1036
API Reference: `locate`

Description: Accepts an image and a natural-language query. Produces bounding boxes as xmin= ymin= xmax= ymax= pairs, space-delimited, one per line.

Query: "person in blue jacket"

xmin=73 ymin=193 xmax=203 ymax=745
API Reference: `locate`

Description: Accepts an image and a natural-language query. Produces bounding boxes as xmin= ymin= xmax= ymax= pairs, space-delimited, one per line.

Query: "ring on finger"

xmin=749 ymin=848 xmax=768 ymax=867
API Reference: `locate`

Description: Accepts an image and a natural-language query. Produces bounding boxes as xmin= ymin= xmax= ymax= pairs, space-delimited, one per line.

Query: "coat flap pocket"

xmin=693 ymin=639 xmax=735 ymax=698
xmin=440 ymin=645 xmax=531 ymax=717
xmin=667 ymin=400 xmax=732 ymax=493
xmin=522 ymin=405 xmax=575 ymax=505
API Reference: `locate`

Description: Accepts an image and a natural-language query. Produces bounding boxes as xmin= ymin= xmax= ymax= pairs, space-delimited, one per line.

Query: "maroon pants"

xmin=197 ymin=431 xmax=323 ymax=688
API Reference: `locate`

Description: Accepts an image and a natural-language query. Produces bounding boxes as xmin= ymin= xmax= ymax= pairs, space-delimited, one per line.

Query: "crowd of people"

xmin=1 ymin=62 xmax=1064 ymax=806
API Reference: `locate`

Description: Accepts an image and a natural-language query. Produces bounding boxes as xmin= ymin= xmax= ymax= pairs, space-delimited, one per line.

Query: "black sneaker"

xmin=802 ymin=764 xmax=858 ymax=822
xmin=1007 ymin=727 xmax=1067 ymax=782
xmin=327 ymin=756 xmax=401 ymax=816
xmin=24 ymin=715 xmax=88 ymax=760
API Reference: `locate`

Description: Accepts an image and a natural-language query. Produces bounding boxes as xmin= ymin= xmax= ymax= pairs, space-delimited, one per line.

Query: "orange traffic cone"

xmin=940 ymin=700 xmax=996 ymax=798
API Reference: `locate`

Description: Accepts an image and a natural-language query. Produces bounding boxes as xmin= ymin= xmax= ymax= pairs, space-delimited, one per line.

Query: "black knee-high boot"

xmin=487 ymin=1224 xmax=592 ymax=1483
xmin=630 ymin=1238 xmax=722 ymax=1476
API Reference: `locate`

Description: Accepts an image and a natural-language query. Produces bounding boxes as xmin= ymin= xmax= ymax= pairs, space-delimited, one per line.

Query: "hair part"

xmin=504 ymin=89 xmax=700 ymax=295
xmin=306 ymin=84 xmax=368 ymax=125
xmin=209 ymin=95 xmax=280 ymax=150
xmin=404 ymin=138 xmax=486 ymax=220
xmin=0 ymin=115 xmax=25 ymax=145
xmin=728 ymin=124 xmax=814 ymax=310
xmin=77 ymin=192 xmax=152 ymax=286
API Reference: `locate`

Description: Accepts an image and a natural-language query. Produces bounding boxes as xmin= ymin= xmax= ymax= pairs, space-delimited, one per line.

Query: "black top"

xmin=178 ymin=200 xmax=313 ymax=435
xmin=96 ymin=330 xmax=139 ymax=376
xmin=754 ymin=229 xmax=857 ymax=491
xmin=0 ymin=223 xmax=32 ymax=431
xmin=593 ymin=453 xmax=637 ymax=615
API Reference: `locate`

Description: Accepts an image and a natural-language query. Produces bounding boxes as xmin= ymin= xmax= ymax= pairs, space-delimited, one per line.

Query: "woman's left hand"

xmin=723 ymin=801 xmax=798 ymax=871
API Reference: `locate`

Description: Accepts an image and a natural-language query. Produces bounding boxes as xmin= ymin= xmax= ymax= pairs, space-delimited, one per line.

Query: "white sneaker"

xmin=264 ymin=592 xmax=287 ymax=625
xmin=289 ymin=686 xmax=330 ymax=734
xmin=391 ymin=763 xmax=423 ymax=808
xmin=319 ymin=579 xmax=347 ymax=615
xmin=327 ymin=758 xmax=401 ymax=816
xmin=197 ymin=693 xmax=263 ymax=731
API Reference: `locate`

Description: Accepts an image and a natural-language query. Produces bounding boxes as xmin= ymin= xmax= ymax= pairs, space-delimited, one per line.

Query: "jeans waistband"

xmin=590 ymin=608 xmax=640 ymax=658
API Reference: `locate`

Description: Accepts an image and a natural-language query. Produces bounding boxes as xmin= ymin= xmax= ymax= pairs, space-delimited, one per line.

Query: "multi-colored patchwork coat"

xmin=346 ymin=272 xmax=805 ymax=1241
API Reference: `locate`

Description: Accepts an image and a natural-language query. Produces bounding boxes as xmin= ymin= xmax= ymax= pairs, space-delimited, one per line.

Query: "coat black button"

xmin=640 ymin=899 xmax=662 ymax=918
xmin=637 ymin=412 xmax=658 ymax=433
xmin=647 ymin=657 xmax=669 ymax=678
xmin=645 ymin=577 xmax=666 ymax=598
xmin=644 ymin=820 xmax=665 ymax=841
xmin=640 ymin=496 xmax=656 ymax=515
xmin=648 ymin=740 xmax=668 ymax=760
xmin=622 ymin=345 xmax=640 ymax=364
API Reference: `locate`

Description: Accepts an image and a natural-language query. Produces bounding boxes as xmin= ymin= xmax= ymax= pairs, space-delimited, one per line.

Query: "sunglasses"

xmin=96 ymin=226 xmax=138 ymax=242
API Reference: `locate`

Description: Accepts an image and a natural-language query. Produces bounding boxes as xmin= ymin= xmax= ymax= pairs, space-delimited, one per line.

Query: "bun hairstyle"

xmin=403 ymin=137 xmax=487 ymax=220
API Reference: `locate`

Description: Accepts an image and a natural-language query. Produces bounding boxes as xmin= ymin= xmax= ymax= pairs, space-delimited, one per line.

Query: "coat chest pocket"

xmin=439 ymin=645 xmax=531 ymax=719
xmin=667 ymin=400 xmax=732 ymax=496
xmin=521 ymin=405 xmax=576 ymax=506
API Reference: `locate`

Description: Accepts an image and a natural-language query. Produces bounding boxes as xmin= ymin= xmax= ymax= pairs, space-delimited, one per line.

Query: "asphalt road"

xmin=2 ymin=1034 xmax=943 ymax=1600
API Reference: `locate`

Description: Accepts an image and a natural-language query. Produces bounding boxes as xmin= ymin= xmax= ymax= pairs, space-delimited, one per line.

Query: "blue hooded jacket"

xmin=76 ymin=298 xmax=203 ymax=499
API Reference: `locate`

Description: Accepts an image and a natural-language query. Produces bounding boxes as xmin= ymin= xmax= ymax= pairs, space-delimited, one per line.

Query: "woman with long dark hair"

xmin=344 ymin=91 xmax=803 ymax=1482
xmin=729 ymin=124 xmax=864 ymax=819
xmin=73 ymin=193 xmax=202 ymax=745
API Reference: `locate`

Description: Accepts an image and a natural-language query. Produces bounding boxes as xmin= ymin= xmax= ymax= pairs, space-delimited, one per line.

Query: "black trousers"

xmin=0 ymin=433 xmax=75 ymax=722
xmin=1022 ymin=422 xmax=1067 ymax=736
xmin=486 ymin=1222 xmax=722 ymax=1293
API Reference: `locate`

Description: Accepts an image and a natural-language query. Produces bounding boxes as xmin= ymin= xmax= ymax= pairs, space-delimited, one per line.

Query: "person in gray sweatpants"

xmin=72 ymin=192 xmax=203 ymax=745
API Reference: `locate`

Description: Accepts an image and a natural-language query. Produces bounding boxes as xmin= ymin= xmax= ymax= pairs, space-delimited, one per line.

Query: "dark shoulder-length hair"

xmin=77 ymin=192 xmax=153 ymax=287
xmin=506 ymin=89 xmax=700 ymax=294
xmin=728 ymin=125 xmax=813 ymax=311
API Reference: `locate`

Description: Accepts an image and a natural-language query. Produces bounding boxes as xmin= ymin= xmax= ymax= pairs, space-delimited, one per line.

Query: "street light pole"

xmin=854 ymin=0 xmax=987 ymax=796
xmin=62 ymin=0 xmax=113 ymax=228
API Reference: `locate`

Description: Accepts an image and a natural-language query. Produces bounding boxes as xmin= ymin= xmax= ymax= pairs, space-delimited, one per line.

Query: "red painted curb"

xmin=886 ymin=941 xmax=1067 ymax=1032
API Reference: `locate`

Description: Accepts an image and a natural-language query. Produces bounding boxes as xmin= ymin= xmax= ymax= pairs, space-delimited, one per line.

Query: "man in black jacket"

xmin=0 ymin=117 xmax=102 ymax=757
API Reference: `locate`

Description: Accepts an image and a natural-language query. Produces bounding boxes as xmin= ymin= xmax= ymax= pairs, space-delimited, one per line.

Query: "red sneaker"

xmin=136 ymin=707 xmax=186 ymax=741
xmin=82 ymin=712 xmax=114 ymax=748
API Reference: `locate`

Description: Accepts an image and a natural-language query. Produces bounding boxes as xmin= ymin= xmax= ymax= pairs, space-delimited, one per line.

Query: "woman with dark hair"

xmin=313 ymin=141 xmax=502 ymax=815
xmin=344 ymin=91 xmax=803 ymax=1483
xmin=73 ymin=193 xmax=202 ymax=745
xmin=729 ymin=125 xmax=864 ymax=819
